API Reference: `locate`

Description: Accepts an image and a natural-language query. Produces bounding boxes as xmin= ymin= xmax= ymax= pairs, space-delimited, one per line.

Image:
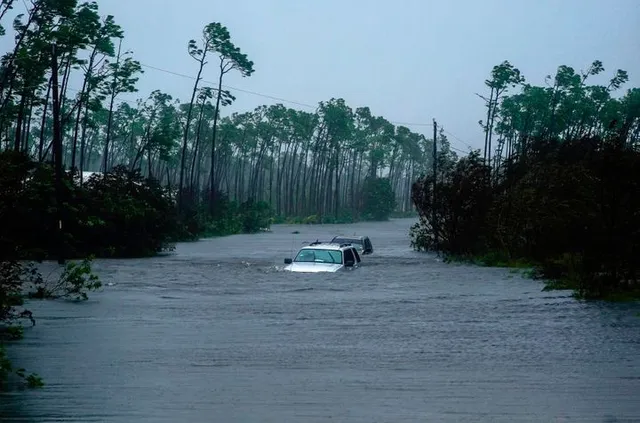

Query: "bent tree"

xmin=178 ymin=26 xmax=212 ymax=209
xmin=206 ymin=22 xmax=254 ymax=207
xmin=99 ymin=39 xmax=142 ymax=172
xmin=476 ymin=60 xmax=524 ymax=170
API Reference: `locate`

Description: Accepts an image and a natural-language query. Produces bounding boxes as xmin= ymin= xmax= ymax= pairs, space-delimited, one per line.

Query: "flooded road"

xmin=2 ymin=218 xmax=640 ymax=422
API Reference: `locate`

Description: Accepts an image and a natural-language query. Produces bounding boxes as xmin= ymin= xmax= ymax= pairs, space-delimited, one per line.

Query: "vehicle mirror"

xmin=284 ymin=258 xmax=292 ymax=264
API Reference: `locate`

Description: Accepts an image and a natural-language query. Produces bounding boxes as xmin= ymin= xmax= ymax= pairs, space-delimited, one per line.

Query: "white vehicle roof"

xmin=300 ymin=242 xmax=352 ymax=251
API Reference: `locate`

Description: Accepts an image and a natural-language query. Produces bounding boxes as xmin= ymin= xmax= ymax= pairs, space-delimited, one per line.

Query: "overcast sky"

xmin=2 ymin=0 xmax=639 ymax=153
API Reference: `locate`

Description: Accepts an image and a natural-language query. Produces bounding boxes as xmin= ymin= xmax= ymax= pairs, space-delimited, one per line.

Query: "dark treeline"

xmin=411 ymin=60 xmax=640 ymax=299
xmin=0 ymin=0 xmax=450 ymax=248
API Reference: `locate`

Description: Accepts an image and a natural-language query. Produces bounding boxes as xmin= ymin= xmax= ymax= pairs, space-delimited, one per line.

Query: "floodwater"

xmin=1 ymin=218 xmax=639 ymax=422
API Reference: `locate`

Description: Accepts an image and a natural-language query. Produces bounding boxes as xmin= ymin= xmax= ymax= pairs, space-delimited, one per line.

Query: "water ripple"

xmin=1 ymin=219 xmax=639 ymax=422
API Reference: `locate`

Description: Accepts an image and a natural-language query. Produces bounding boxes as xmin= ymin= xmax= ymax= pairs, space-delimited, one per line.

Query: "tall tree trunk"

xmin=50 ymin=43 xmax=65 ymax=264
xmin=79 ymin=106 xmax=90 ymax=184
xmin=38 ymin=77 xmax=52 ymax=161
xmin=13 ymin=89 xmax=26 ymax=151
xmin=102 ymin=38 xmax=122 ymax=173
xmin=70 ymin=78 xmax=88 ymax=170
xmin=22 ymin=95 xmax=34 ymax=153
xmin=189 ymin=97 xmax=207 ymax=191
xmin=178 ymin=47 xmax=208 ymax=211
xmin=209 ymin=65 xmax=225 ymax=208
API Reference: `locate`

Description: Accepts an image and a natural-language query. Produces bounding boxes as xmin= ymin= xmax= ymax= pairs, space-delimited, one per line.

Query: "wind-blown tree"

xmin=0 ymin=1 xmax=16 ymax=37
xmin=177 ymin=26 xmax=213 ymax=209
xmin=177 ymin=22 xmax=244 ymax=211
xmin=99 ymin=38 xmax=141 ymax=172
xmin=411 ymin=59 xmax=640 ymax=300
xmin=0 ymin=0 xmax=79 ymax=152
xmin=205 ymin=22 xmax=254 ymax=204
xmin=476 ymin=60 xmax=524 ymax=170
xmin=488 ymin=60 xmax=636 ymax=174
xmin=70 ymin=11 xmax=123 ymax=172
xmin=316 ymin=98 xmax=354 ymax=219
xmin=130 ymin=90 xmax=180 ymax=177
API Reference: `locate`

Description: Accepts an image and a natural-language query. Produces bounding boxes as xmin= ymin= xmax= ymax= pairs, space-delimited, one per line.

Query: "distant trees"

xmin=0 ymin=3 xmax=444 ymax=226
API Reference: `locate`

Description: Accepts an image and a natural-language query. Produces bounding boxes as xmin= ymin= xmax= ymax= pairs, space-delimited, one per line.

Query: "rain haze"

xmin=2 ymin=0 xmax=638 ymax=151
xmin=2 ymin=1 xmax=640 ymax=422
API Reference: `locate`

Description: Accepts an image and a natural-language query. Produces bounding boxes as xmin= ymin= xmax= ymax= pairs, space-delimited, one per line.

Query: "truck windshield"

xmin=294 ymin=248 xmax=343 ymax=264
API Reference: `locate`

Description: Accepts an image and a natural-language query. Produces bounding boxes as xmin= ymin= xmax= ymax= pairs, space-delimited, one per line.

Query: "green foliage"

xmin=0 ymin=152 xmax=179 ymax=259
xmin=412 ymin=136 xmax=640 ymax=300
xmin=411 ymin=151 xmax=492 ymax=253
xmin=0 ymin=257 xmax=101 ymax=391
xmin=203 ymin=22 xmax=254 ymax=78
xmin=81 ymin=165 xmax=178 ymax=257
xmin=99 ymin=49 xmax=142 ymax=99
xmin=319 ymin=210 xmax=356 ymax=224
xmin=238 ymin=200 xmax=273 ymax=233
xmin=0 ymin=345 xmax=44 ymax=391
xmin=5 ymin=326 xmax=24 ymax=340
xmin=303 ymin=215 xmax=318 ymax=224
xmin=1 ymin=0 xmax=447 ymax=224
xmin=360 ymin=177 xmax=397 ymax=221
xmin=0 ymin=261 xmax=38 ymax=327
xmin=173 ymin=190 xmax=275 ymax=240
xmin=28 ymin=257 xmax=102 ymax=301
xmin=412 ymin=60 xmax=640 ymax=301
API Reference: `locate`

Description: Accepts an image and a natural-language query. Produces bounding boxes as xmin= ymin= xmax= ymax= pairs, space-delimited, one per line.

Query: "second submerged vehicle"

xmin=330 ymin=235 xmax=373 ymax=255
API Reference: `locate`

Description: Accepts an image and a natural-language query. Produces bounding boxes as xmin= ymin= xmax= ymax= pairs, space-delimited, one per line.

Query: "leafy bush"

xmin=361 ymin=177 xmax=396 ymax=221
xmin=0 ymin=152 xmax=180 ymax=260
xmin=80 ymin=166 xmax=179 ymax=257
xmin=239 ymin=200 xmax=273 ymax=233
xmin=411 ymin=151 xmax=492 ymax=255
xmin=410 ymin=137 xmax=640 ymax=300
xmin=0 ymin=258 xmax=102 ymax=390
xmin=28 ymin=257 xmax=102 ymax=301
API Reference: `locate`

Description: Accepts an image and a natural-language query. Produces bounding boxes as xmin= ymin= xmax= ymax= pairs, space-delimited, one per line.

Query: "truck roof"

xmin=301 ymin=241 xmax=353 ymax=251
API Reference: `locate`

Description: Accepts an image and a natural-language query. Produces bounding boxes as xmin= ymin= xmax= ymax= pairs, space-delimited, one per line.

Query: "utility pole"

xmin=51 ymin=43 xmax=65 ymax=265
xmin=432 ymin=119 xmax=438 ymax=252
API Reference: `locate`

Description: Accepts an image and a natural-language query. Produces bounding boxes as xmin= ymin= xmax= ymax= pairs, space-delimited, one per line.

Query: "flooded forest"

xmin=1 ymin=1 xmax=639 ymax=420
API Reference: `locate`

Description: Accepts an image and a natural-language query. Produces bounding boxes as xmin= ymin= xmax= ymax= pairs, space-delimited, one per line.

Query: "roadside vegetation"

xmin=410 ymin=60 xmax=640 ymax=301
xmin=1 ymin=257 xmax=102 ymax=390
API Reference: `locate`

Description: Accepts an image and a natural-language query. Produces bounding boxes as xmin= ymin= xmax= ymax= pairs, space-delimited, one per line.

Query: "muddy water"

xmin=1 ymin=218 xmax=639 ymax=422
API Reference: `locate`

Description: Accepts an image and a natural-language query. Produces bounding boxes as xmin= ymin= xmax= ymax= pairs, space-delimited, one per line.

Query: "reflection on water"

xmin=1 ymin=218 xmax=639 ymax=422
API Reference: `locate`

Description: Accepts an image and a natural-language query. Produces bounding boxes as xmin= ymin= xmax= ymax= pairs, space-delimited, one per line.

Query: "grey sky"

xmin=3 ymin=0 xmax=640 ymax=153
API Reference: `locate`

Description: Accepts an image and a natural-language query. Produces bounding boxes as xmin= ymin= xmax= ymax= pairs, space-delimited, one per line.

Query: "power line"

xmin=10 ymin=61 xmax=477 ymax=153
xmin=140 ymin=63 xmax=316 ymax=109
xmin=440 ymin=129 xmax=477 ymax=153
xmin=139 ymin=61 xmax=476 ymax=153
xmin=16 ymin=61 xmax=477 ymax=154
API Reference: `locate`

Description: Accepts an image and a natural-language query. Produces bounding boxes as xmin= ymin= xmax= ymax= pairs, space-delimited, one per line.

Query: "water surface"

xmin=2 ymin=218 xmax=639 ymax=422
